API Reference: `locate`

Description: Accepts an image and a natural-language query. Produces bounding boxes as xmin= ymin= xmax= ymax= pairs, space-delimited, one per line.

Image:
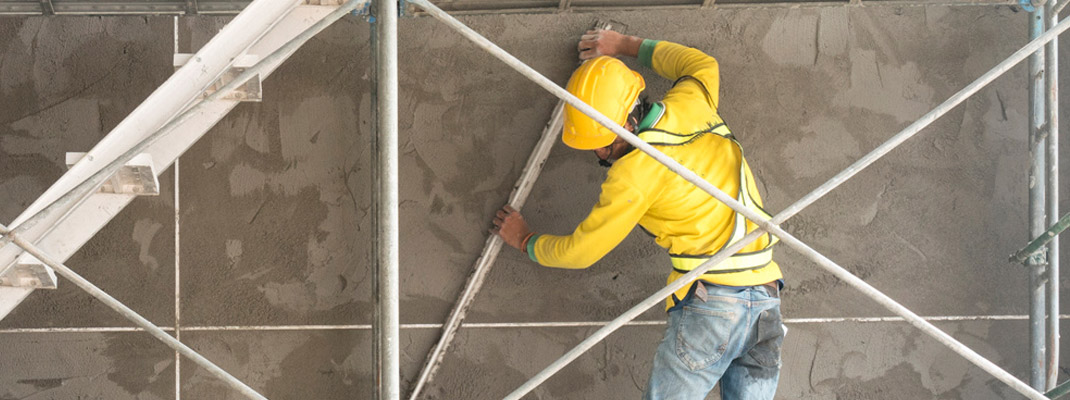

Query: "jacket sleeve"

xmin=530 ymin=169 xmax=651 ymax=269
xmin=638 ymin=40 xmax=720 ymax=111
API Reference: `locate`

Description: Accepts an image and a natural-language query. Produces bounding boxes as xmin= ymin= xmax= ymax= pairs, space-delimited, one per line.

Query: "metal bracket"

xmin=355 ymin=0 xmax=411 ymax=20
xmin=65 ymin=152 xmax=160 ymax=195
xmin=173 ymin=54 xmax=263 ymax=102
xmin=0 ymin=256 xmax=57 ymax=289
xmin=1032 ymin=123 xmax=1050 ymax=147
xmin=592 ymin=19 xmax=627 ymax=34
xmin=1021 ymin=0 xmax=1038 ymax=12
xmin=1026 ymin=251 xmax=1049 ymax=267
xmin=1012 ymin=212 xmax=1070 ymax=263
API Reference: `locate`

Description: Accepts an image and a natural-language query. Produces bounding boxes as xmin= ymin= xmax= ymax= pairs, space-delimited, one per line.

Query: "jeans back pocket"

xmin=674 ymin=305 xmax=739 ymax=371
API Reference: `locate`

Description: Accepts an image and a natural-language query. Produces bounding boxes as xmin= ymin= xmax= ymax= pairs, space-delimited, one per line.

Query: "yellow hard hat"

xmin=562 ymin=56 xmax=645 ymax=150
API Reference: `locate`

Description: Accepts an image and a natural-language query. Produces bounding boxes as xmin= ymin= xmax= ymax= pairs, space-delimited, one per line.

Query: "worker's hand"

xmin=578 ymin=29 xmax=641 ymax=60
xmin=491 ymin=205 xmax=532 ymax=251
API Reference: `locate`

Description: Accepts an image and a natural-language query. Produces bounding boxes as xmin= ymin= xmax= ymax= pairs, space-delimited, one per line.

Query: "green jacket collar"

xmin=637 ymin=102 xmax=665 ymax=132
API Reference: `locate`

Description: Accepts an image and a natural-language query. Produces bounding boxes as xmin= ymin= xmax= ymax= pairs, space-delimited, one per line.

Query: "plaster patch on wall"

xmin=905 ymin=322 xmax=992 ymax=395
xmin=0 ymin=176 xmax=45 ymax=221
xmin=818 ymin=8 xmax=849 ymax=58
xmin=244 ymin=114 xmax=272 ymax=154
xmin=810 ymin=324 xmax=912 ymax=385
xmin=229 ymin=162 xmax=269 ymax=196
xmin=182 ymin=333 xmax=292 ymax=392
xmin=924 ymin=6 xmax=950 ymax=27
xmin=131 ymin=218 xmax=162 ymax=271
xmin=218 ymin=95 xmax=362 ymax=203
xmin=781 ymin=117 xmax=859 ymax=179
xmin=834 ymin=48 xmax=933 ymax=123
xmin=0 ymin=38 xmax=32 ymax=95
xmin=260 ymin=280 xmax=316 ymax=312
xmin=225 ymin=239 xmax=243 ymax=266
xmin=278 ymin=96 xmax=356 ymax=162
xmin=209 ymin=113 xmax=251 ymax=162
xmin=0 ymin=333 xmax=163 ymax=399
xmin=254 ymin=233 xmax=353 ymax=312
xmin=5 ymin=99 xmax=101 ymax=165
xmin=761 ymin=13 xmax=818 ymax=66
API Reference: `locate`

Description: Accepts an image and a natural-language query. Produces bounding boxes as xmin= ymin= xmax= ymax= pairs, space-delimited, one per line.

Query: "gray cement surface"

xmin=1 ymin=4 xmax=1069 ymax=399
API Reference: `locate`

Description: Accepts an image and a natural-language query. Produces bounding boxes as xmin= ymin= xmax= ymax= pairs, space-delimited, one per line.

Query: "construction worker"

xmin=491 ymin=29 xmax=784 ymax=399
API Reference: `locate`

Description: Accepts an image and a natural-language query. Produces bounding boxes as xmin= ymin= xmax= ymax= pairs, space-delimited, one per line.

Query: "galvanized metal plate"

xmin=174 ymin=53 xmax=264 ymax=102
xmin=0 ymin=259 xmax=57 ymax=290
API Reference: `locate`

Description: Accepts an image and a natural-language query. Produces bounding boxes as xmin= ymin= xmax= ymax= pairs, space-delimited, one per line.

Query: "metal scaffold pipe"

xmin=374 ymin=0 xmax=401 ymax=397
xmin=369 ymin=11 xmax=383 ymax=400
xmin=0 ymin=224 xmax=268 ymax=399
xmin=0 ymin=0 xmax=371 ymax=279
xmin=1044 ymin=0 xmax=1060 ymax=389
xmin=411 ymin=1 xmax=1068 ymax=398
xmin=1028 ymin=5 xmax=1049 ymax=391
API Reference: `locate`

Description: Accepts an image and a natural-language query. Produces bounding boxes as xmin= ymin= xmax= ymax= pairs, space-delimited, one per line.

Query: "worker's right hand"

xmin=578 ymin=29 xmax=639 ymax=60
xmin=491 ymin=205 xmax=533 ymax=251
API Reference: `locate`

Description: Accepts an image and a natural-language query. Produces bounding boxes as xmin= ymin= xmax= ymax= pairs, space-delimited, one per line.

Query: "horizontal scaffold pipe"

xmin=411 ymin=0 xmax=1067 ymax=399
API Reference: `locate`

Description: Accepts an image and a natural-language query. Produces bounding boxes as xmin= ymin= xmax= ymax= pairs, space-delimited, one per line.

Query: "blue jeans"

xmin=644 ymin=283 xmax=784 ymax=400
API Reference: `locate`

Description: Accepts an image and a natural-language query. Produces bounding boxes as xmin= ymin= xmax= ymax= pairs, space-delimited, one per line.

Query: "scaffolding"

xmin=0 ymin=0 xmax=1065 ymax=399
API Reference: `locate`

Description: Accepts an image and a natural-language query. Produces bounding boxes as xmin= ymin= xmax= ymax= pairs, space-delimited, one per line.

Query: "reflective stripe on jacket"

xmin=637 ymin=112 xmax=780 ymax=308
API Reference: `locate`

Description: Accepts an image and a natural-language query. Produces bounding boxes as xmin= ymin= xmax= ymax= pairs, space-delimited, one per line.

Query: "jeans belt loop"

xmin=761 ymin=281 xmax=780 ymax=298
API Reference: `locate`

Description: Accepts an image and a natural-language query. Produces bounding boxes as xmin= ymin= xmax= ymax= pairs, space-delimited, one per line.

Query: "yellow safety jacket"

xmin=528 ymin=40 xmax=782 ymax=309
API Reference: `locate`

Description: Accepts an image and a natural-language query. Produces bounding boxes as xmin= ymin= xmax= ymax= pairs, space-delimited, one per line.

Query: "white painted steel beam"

xmin=0 ymin=2 xmax=352 ymax=321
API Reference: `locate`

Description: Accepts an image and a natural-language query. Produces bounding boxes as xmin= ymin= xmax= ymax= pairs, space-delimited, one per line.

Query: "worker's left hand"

xmin=491 ymin=205 xmax=532 ymax=250
xmin=579 ymin=29 xmax=619 ymax=59
xmin=578 ymin=29 xmax=640 ymax=60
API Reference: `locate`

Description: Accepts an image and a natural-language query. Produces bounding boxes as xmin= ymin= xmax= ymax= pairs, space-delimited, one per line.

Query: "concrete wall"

xmin=1 ymin=4 xmax=1068 ymax=399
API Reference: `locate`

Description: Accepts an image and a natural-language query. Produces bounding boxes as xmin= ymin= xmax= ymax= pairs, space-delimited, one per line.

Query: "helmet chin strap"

xmin=598 ymin=158 xmax=613 ymax=168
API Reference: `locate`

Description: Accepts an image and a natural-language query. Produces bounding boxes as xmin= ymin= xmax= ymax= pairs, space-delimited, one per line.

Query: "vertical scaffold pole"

xmin=1027 ymin=3 xmax=1048 ymax=391
xmin=370 ymin=12 xmax=383 ymax=399
xmin=374 ymin=0 xmax=401 ymax=397
xmin=1044 ymin=0 xmax=1060 ymax=390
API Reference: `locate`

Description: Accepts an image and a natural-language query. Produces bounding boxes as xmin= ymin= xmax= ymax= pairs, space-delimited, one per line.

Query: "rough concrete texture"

xmin=1 ymin=4 xmax=1069 ymax=399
